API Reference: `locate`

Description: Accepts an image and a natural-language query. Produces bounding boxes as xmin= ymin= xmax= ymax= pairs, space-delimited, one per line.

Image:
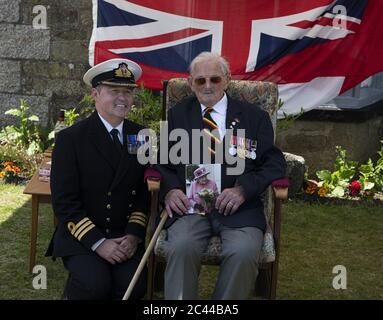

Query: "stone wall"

xmin=0 ymin=0 xmax=92 ymax=128
xmin=1 ymin=0 xmax=383 ymax=175
xmin=276 ymin=101 xmax=383 ymax=177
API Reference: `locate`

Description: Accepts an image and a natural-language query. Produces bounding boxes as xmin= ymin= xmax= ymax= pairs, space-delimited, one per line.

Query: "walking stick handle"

xmin=122 ymin=210 xmax=168 ymax=300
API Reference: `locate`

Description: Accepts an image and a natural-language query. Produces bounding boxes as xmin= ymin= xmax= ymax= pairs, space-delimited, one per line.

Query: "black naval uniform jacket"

xmin=46 ymin=112 xmax=149 ymax=258
xmin=155 ymin=95 xmax=286 ymax=232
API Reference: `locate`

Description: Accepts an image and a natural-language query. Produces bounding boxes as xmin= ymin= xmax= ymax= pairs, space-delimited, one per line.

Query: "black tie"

xmin=202 ymin=107 xmax=221 ymax=158
xmin=110 ymin=129 xmax=122 ymax=152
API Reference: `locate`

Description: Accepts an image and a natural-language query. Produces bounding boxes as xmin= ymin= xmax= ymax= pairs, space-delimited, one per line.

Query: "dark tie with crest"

xmin=202 ymin=107 xmax=221 ymax=160
xmin=110 ymin=128 xmax=122 ymax=152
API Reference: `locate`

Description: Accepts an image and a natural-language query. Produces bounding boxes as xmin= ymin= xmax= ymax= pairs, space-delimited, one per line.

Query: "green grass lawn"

xmin=0 ymin=182 xmax=66 ymax=300
xmin=278 ymin=200 xmax=383 ymax=299
xmin=0 ymin=182 xmax=382 ymax=299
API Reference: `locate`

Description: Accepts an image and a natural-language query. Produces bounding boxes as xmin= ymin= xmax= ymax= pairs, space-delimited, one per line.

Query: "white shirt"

xmin=97 ymin=113 xmax=124 ymax=144
xmin=200 ymin=93 xmax=227 ymax=140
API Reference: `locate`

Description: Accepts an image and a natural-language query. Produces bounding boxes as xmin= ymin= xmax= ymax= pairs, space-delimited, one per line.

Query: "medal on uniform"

xmin=135 ymin=134 xmax=144 ymax=154
xmin=237 ymin=148 xmax=246 ymax=159
xmin=229 ymin=147 xmax=236 ymax=156
xmin=250 ymin=139 xmax=257 ymax=160
xmin=244 ymin=138 xmax=250 ymax=158
xmin=228 ymin=135 xmax=237 ymax=156
xmin=237 ymin=137 xmax=246 ymax=159
xmin=128 ymin=134 xmax=136 ymax=144
xmin=137 ymin=134 xmax=146 ymax=147
xmin=229 ymin=118 xmax=240 ymax=130
xmin=237 ymin=137 xmax=257 ymax=159
xmin=127 ymin=134 xmax=137 ymax=154
xmin=245 ymin=138 xmax=251 ymax=158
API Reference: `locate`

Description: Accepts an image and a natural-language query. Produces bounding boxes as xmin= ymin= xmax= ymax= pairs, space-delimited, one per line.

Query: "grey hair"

xmin=189 ymin=52 xmax=231 ymax=78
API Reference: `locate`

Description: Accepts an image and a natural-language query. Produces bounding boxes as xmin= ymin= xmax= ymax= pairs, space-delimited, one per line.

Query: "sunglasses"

xmin=193 ymin=76 xmax=222 ymax=86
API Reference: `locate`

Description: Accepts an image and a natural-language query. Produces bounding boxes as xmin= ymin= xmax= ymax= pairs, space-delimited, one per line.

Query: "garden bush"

xmin=0 ymin=100 xmax=47 ymax=183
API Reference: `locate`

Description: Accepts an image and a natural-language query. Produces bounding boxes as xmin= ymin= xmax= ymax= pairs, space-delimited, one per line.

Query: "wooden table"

xmin=23 ymin=158 xmax=52 ymax=273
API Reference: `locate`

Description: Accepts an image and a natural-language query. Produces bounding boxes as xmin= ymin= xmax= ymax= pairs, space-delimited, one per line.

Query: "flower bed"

xmin=299 ymin=186 xmax=383 ymax=206
xmin=301 ymin=143 xmax=383 ymax=205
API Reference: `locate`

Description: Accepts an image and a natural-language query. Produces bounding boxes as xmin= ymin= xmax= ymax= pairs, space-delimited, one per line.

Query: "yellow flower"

xmin=0 ymin=171 xmax=5 ymax=178
xmin=318 ymin=186 xmax=329 ymax=197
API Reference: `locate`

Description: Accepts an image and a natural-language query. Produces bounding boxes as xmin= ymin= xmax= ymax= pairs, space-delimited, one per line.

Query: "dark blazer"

xmin=155 ymin=95 xmax=286 ymax=231
xmin=46 ymin=112 xmax=149 ymax=258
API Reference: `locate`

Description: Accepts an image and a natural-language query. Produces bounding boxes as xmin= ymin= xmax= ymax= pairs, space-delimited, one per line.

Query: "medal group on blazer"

xmin=229 ymin=135 xmax=257 ymax=160
xmin=228 ymin=117 xmax=257 ymax=160
xmin=127 ymin=134 xmax=148 ymax=154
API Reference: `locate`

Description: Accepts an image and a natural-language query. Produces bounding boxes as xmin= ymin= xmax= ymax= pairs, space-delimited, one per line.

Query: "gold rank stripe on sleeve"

xmin=77 ymin=224 xmax=96 ymax=241
xmin=128 ymin=218 xmax=146 ymax=227
xmin=129 ymin=215 xmax=147 ymax=225
xmin=131 ymin=212 xmax=147 ymax=220
xmin=129 ymin=216 xmax=146 ymax=224
xmin=128 ymin=212 xmax=147 ymax=227
xmin=67 ymin=217 xmax=96 ymax=241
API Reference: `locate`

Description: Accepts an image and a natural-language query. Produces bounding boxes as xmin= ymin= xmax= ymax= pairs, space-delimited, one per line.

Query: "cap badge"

xmin=114 ymin=63 xmax=132 ymax=78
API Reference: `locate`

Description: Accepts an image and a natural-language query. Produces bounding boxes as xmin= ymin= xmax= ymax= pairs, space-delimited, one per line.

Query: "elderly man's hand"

xmin=164 ymin=189 xmax=190 ymax=218
xmin=215 ymin=186 xmax=245 ymax=216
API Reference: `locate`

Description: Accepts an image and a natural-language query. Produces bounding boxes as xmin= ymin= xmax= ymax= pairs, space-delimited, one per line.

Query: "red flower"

xmin=349 ymin=181 xmax=362 ymax=196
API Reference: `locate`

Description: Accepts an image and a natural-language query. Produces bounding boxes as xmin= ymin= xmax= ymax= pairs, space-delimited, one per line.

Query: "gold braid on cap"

xmin=114 ymin=63 xmax=132 ymax=78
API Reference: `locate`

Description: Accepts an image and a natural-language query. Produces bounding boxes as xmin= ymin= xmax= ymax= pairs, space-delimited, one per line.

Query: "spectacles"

xmin=193 ymin=76 xmax=222 ymax=86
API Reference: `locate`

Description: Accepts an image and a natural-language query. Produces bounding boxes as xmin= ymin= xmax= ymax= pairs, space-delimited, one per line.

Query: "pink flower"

xmin=349 ymin=181 xmax=362 ymax=196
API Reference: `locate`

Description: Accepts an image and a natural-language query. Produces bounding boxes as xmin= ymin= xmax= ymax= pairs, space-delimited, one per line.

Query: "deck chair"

xmin=145 ymin=78 xmax=289 ymax=300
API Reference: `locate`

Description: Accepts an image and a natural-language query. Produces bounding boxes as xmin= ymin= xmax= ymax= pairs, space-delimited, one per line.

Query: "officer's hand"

xmin=96 ymin=238 xmax=128 ymax=264
xmin=164 ymin=189 xmax=190 ymax=218
xmin=215 ymin=186 xmax=245 ymax=216
xmin=119 ymin=234 xmax=141 ymax=259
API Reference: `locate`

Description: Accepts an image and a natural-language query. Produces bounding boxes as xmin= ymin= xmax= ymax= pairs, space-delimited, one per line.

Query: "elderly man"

xmin=156 ymin=52 xmax=286 ymax=299
xmin=46 ymin=58 xmax=149 ymax=300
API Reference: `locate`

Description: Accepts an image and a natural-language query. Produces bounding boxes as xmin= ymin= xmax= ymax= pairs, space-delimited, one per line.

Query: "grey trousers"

xmin=163 ymin=214 xmax=263 ymax=300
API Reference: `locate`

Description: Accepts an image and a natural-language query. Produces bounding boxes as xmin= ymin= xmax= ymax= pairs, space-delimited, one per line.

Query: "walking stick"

xmin=122 ymin=210 xmax=168 ymax=300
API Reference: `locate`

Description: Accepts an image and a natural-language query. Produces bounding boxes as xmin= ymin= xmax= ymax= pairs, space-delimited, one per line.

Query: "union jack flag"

xmin=89 ymin=0 xmax=383 ymax=115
